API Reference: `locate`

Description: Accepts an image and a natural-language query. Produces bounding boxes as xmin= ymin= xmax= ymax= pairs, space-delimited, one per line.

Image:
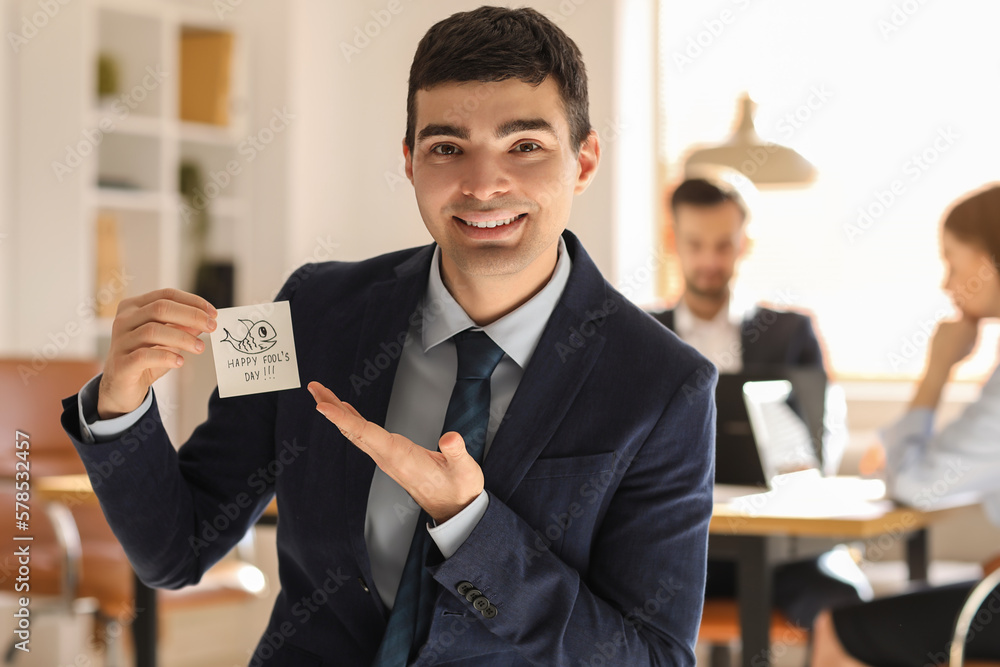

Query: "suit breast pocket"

xmin=509 ymin=451 xmax=619 ymax=570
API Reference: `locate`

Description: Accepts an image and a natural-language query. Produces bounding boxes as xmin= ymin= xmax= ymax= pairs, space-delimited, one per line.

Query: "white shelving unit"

xmin=16 ymin=0 xmax=251 ymax=440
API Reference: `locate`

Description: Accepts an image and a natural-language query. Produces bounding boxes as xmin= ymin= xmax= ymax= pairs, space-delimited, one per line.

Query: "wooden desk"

xmin=709 ymin=478 xmax=970 ymax=667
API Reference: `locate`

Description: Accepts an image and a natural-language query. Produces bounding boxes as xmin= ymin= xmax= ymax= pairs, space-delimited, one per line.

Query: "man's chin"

xmin=687 ymin=284 xmax=728 ymax=300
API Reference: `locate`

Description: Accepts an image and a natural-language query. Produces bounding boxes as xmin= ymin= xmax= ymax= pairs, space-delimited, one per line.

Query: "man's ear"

xmin=574 ymin=129 xmax=601 ymax=195
xmin=403 ymin=139 xmax=414 ymax=184
xmin=665 ymin=222 xmax=677 ymax=253
xmin=737 ymin=228 xmax=753 ymax=259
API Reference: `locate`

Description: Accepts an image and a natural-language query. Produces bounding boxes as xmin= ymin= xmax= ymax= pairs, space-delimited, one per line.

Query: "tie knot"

xmin=452 ymin=330 xmax=505 ymax=380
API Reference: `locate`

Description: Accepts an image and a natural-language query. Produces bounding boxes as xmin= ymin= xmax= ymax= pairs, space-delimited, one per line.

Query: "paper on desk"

xmin=209 ymin=301 xmax=301 ymax=398
xmin=723 ymin=471 xmax=891 ymax=519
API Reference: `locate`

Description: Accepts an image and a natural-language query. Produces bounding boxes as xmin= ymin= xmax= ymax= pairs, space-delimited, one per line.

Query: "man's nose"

xmin=461 ymin=153 xmax=511 ymax=200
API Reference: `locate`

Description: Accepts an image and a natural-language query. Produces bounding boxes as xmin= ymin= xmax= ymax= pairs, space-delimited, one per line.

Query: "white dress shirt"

xmin=77 ymin=236 xmax=572 ymax=609
xmin=672 ymin=296 xmax=746 ymax=374
xmin=882 ymin=362 xmax=1000 ymax=525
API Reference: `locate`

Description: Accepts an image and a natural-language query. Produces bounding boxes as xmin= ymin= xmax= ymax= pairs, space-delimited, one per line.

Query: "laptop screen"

xmin=714 ymin=367 xmax=827 ymax=488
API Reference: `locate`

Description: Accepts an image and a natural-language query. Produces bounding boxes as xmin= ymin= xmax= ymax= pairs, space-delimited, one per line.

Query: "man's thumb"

xmin=438 ymin=431 xmax=468 ymax=459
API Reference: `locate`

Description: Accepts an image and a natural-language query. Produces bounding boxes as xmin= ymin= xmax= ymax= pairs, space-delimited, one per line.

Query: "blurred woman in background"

xmin=812 ymin=184 xmax=1000 ymax=666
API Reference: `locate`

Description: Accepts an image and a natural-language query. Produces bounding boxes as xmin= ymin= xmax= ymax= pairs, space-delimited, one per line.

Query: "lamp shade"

xmin=684 ymin=93 xmax=817 ymax=186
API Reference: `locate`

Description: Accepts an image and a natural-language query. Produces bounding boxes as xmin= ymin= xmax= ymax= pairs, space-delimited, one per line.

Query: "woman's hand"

xmin=910 ymin=318 xmax=980 ymax=410
xmin=927 ymin=318 xmax=980 ymax=373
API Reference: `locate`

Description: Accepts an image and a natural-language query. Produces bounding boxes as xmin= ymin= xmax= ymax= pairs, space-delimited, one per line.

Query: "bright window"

xmin=657 ymin=0 xmax=1000 ymax=379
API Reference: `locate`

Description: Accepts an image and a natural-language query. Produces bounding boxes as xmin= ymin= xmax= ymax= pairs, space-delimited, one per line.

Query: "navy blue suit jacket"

xmin=648 ymin=307 xmax=823 ymax=370
xmin=61 ymin=231 xmax=717 ymax=666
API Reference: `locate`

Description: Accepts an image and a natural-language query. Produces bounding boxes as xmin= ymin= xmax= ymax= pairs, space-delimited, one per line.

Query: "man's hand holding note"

xmin=98 ymin=288 xmax=218 ymax=420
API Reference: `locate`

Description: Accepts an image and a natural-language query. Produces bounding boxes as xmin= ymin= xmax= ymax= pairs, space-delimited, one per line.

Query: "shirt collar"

xmin=421 ymin=236 xmax=572 ymax=369
xmin=674 ymin=290 xmax=754 ymax=335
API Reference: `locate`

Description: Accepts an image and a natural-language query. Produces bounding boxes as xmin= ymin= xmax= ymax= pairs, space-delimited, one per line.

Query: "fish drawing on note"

xmin=221 ymin=319 xmax=278 ymax=354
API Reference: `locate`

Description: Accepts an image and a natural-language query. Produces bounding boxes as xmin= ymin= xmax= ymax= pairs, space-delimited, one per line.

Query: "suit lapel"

xmin=483 ymin=301 xmax=605 ymax=502
xmin=483 ymin=231 xmax=610 ymax=502
xmin=343 ymin=246 xmax=433 ymax=596
xmin=740 ymin=307 xmax=763 ymax=367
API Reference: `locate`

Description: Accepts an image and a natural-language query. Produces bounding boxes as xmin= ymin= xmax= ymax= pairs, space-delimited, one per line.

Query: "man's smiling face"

xmin=404 ymin=77 xmax=599 ymax=290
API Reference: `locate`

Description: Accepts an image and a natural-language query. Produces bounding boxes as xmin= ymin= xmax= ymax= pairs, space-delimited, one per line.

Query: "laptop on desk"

xmin=713 ymin=367 xmax=828 ymax=500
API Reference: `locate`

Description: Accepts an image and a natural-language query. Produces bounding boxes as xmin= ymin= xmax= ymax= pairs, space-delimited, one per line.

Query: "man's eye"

xmin=514 ymin=142 xmax=541 ymax=153
xmin=431 ymin=144 xmax=459 ymax=155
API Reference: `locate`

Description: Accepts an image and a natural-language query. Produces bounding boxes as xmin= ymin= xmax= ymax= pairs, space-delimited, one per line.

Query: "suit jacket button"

xmin=464 ymin=589 xmax=482 ymax=603
xmin=457 ymin=581 xmax=476 ymax=596
xmin=481 ymin=605 xmax=498 ymax=619
xmin=473 ymin=596 xmax=490 ymax=612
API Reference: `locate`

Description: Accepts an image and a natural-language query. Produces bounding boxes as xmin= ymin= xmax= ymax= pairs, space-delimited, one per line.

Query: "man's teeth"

xmin=461 ymin=214 xmax=522 ymax=228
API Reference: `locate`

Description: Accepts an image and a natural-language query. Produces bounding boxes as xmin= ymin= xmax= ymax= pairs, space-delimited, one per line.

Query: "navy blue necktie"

xmin=372 ymin=329 xmax=505 ymax=666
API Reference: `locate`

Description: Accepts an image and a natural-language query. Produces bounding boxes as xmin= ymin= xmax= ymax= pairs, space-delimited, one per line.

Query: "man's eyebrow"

xmin=416 ymin=124 xmax=470 ymax=143
xmin=416 ymin=119 xmax=558 ymax=145
xmin=495 ymin=118 xmax=557 ymax=140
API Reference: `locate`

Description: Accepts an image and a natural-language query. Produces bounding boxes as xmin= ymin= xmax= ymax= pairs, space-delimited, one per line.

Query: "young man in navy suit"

xmin=62 ymin=7 xmax=716 ymax=665
xmin=649 ymin=177 xmax=869 ymax=629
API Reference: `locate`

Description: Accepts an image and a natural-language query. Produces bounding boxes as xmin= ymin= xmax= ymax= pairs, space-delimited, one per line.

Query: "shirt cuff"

xmin=77 ymin=373 xmax=154 ymax=444
xmin=881 ymin=408 xmax=934 ymax=455
xmin=427 ymin=490 xmax=489 ymax=559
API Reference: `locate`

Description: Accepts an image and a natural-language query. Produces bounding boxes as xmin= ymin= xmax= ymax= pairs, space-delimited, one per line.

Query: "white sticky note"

xmin=209 ymin=301 xmax=301 ymax=398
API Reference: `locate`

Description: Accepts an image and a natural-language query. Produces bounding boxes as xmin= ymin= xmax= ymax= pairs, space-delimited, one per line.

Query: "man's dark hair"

xmin=406 ymin=6 xmax=591 ymax=154
xmin=670 ymin=178 xmax=748 ymax=223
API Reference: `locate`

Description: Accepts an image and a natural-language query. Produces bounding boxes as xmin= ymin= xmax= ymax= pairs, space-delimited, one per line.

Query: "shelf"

xmin=90 ymin=109 xmax=162 ymax=137
xmin=178 ymin=121 xmax=243 ymax=146
xmin=95 ymin=7 xmax=164 ymax=119
xmin=95 ymin=188 xmax=162 ymax=212
xmin=171 ymin=192 xmax=245 ymax=218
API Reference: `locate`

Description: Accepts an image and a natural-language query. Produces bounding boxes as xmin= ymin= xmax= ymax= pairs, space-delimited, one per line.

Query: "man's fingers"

xmin=438 ymin=431 xmax=469 ymax=459
xmin=128 ymin=287 xmax=217 ymax=317
xmin=309 ymin=382 xmax=375 ymax=440
xmin=119 ymin=347 xmax=187 ymax=373
xmin=340 ymin=401 xmax=363 ymax=419
xmin=122 ymin=321 xmax=206 ymax=356
xmin=116 ymin=297 xmax=217 ymax=343
xmin=166 ymin=322 xmax=209 ymax=338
